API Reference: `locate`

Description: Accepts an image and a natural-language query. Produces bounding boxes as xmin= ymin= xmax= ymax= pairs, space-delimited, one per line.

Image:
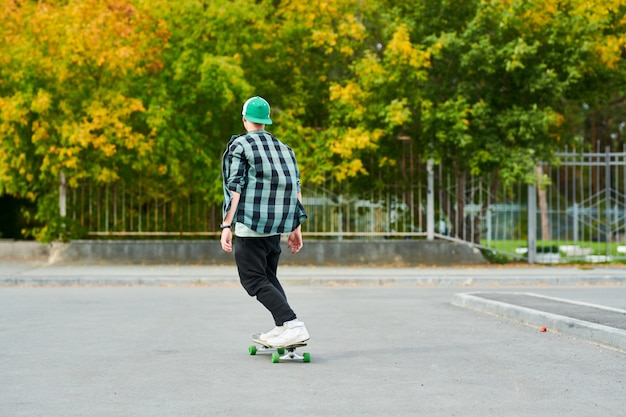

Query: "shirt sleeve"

xmin=222 ymin=135 xmax=246 ymax=219
xmin=226 ymin=141 xmax=247 ymax=194
xmin=292 ymin=150 xmax=302 ymax=193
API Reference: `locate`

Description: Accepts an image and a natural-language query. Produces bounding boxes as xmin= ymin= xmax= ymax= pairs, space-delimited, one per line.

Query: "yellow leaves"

xmin=595 ymin=36 xmax=624 ymax=69
xmin=309 ymin=14 xmax=364 ymax=56
xmin=277 ymin=0 xmax=365 ymax=57
xmin=334 ymin=158 xmax=366 ymax=182
xmin=0 ymin=94 xmax=29 ymax=133
xmin=354 ymin=53 xmax=385 ymax=88
xmin=27 ymin=92 xmax=151 ymax=183
xmin=31 ymin=120 xmax=50 ymax=143
xmin=63 ymin=155 xmax=79 ymax=170
xmin=30 ymin=90 xmax=51 ymax=113
xmin=95 ymin=167 xmax=119 ymax=183
xmin=75 ymin=95 xmax=147 ymax=157
xmin=378 ymin=156 xmax=396 ymax=169
xmin=16 ymin=152 xmax=27 ymax=175
xmin=518 ymin=0 xmax=559 ymax=28
xmin=129 ymin=99 xmax=145 ymax=113
xmin=569 ymin=0 xmax=611 ymax=24
xmin=384 ymin=99 xmax=412 ymax=128
xmin=8 ymin=0 xmax=168 ymax=83
xmin=494 ymin=0 xmax=625 ymax=39
xmin=311 ymin=29 xmax=338 ymax=54
xmin=339 ymin=18 xmax=366 ymax=43
xmin=94 ymin=137 xmax=117 ymax=157
xmin=385 ymin=24 xmax=431 ymax=70
xmin=478 ymin=0 xmax=626 ymax=77
xmin=329 ymin=81 xmax=367 ymax=120
xmin=329 ymin=127 xmax=383 ymax=158
xmin=339 ymin=45 xmax=355 ymax=55
xmin=329 ymin=81 xmax=359 ymax=102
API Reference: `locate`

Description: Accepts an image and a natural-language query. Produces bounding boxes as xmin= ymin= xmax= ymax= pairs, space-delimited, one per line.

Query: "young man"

xmin=220 ymin=96 xmax=310 ymax=347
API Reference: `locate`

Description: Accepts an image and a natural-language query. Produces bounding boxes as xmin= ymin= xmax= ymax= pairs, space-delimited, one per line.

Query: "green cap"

xmin=242 ymin=96 xmax=273 ymax=125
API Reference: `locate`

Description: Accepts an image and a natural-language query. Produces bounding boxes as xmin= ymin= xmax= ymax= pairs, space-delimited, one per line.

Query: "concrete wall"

xmin=0 ymin=240 xmax=50 ymax=261
xmin=0 ymin=239 xmax=486 ymax=266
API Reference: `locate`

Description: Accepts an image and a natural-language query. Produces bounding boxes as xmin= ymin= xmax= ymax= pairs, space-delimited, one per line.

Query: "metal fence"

xmin=68 ymin=147 xmax=626 ymax=263
xmin=67 ymin=181 xmax=221 ymax=237
xmin=528 ymin=147 xmax=626 ymax=263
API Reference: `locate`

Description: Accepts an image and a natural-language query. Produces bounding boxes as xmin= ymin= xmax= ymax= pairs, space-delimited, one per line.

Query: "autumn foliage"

xmin=1 ymin=0 xmax=625 ymax=240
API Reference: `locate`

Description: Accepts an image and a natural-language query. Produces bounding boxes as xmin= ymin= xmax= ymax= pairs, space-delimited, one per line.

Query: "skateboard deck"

xmin=249 ymin=333 xmax=311 ymax=363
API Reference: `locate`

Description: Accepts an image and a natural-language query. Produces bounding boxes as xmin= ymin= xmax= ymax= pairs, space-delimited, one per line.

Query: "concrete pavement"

xmin=2 ymin=261 xmax=626 ymax=286
xmin=452 ymin=291 xmax=626 ymax=353
xmin=1 ymin=261 xmax=625 ymax=351
xmin=0 ymin=261 xmax=625 ymax=416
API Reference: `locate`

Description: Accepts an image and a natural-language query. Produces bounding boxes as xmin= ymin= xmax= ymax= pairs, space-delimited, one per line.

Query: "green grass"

xmin=482 ymin=239 xmax=626 ymax=264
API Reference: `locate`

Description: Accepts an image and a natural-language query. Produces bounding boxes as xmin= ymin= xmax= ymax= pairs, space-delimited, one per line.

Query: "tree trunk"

xmin=535 ymin=166 xmax=551 ymax=240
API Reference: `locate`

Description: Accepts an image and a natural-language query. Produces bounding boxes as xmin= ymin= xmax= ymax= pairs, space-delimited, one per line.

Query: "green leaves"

xmin=1 ymin=0 xmax=625 ymax=240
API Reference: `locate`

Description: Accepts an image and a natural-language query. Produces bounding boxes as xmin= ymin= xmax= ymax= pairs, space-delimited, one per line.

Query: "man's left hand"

xmin=287 ymin=227 xmax=303 ymax=253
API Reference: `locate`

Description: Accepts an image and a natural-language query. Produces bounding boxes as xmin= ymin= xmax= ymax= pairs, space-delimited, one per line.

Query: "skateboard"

xmin=249 ymin=334 xmax=311 ymax=363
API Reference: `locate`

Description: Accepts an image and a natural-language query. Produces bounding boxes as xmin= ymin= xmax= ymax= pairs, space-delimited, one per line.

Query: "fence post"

xmin=59 ymin=171 xmax=67 ymax=239
xmin=605 ymin=146 xmax=611 ymax=257
xmin=59 ymin=171 xmax=67 ymax=218
xmin=527 ymin=184 xmax=537 ymax=264
xmin=486 ymin=208 xmax=492 ymax=245
xmin=427 ymin=158 xmax=434 ymax=240
xmin=572 ymin=202 xmax=579 ymax=242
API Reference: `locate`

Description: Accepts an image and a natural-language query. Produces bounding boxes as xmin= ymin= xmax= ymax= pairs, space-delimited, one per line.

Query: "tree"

xmin=0 ymin=0 xmax=170 ymax=239
xmin=326 ymin=0 xmax=626 ymax=242
xmin=2 ymin=0 xmax=625 ymax=242
xmin=131 ymin=0 xmax=256 ymax=201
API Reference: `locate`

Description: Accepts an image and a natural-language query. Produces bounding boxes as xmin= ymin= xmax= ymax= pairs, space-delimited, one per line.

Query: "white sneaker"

xmin=259 ymin=326 xmax=285 ymax=342
xmin=266 ymin=319 xmax=309 ymax=347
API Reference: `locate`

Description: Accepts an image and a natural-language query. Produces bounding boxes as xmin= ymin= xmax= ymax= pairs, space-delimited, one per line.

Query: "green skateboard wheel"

xmin=303 ymin=352 xmax=311 ymax=363
xmin=277 ymin=347 xmax=286 ymax=355
xmin=249 ymin=345 xmax=257 ymax=355
xmin=271 ymin=352 xmax=280 ymax=363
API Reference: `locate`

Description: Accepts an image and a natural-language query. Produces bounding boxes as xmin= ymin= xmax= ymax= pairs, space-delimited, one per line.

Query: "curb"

xmin=451 ymin=292 xmax=626 ymax=353
xmin=2 ymin=263 xmax=626 ymax=287
xmin=2 ymin=275 xmax=626 ymax=287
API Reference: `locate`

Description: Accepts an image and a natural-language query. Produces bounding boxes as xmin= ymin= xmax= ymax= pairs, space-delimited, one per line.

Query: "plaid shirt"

xmin=222 ymin=130 xmax=307 ymax=234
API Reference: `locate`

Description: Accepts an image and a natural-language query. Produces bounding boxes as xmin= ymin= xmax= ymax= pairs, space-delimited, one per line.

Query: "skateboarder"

xmin=220 ymin=96 xmax=310 ymax=348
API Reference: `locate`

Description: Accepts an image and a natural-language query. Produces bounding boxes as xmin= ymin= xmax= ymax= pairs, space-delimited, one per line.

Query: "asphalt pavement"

xmin=1 ymin=261 xmax=625 ymax=416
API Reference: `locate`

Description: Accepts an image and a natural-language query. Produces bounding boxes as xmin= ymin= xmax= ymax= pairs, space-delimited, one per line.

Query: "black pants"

xmin=234 ymin=235 xmax=297 ymax=326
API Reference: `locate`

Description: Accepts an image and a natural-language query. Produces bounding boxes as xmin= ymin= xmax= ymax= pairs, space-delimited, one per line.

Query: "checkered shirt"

xmin=222 ymin=131 xmax=307 ymax=234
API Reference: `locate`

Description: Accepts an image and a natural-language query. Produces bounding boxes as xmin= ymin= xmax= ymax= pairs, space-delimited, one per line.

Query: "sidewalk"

xmin=1 ymin=261 xmax=626 ymax=286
